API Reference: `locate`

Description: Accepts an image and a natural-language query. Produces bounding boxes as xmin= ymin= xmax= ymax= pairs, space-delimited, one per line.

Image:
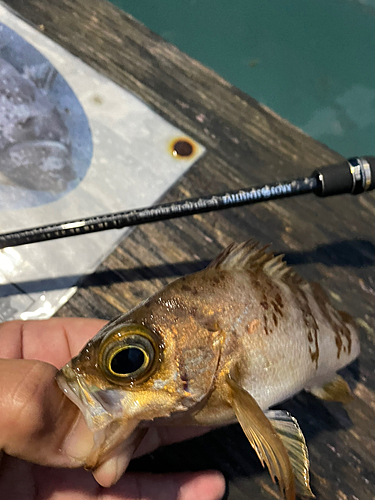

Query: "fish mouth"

xmin=56 ymin=363 xmax=141 ymax=470
xmin=56 ymin=363 xmax=123 ymax=432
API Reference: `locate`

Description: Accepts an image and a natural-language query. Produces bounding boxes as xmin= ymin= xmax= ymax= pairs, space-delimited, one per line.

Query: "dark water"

xmin=111 ymin=0 xmax=375 ymax=158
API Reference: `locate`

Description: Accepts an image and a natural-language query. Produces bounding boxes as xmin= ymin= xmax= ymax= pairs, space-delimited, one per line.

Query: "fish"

xmin=56 ymin=241 xmax=360 ymax=499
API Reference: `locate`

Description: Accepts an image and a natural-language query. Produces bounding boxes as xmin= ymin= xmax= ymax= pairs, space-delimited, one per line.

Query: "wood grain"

xmin=4 ymin=1 xmax=375 ymax=498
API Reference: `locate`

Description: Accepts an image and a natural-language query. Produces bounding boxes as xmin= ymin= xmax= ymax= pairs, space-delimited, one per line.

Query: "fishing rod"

xmin=0 ymin=156 xmax=373 ymax=250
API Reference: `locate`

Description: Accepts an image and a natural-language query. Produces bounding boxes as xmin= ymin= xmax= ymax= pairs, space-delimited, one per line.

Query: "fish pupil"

xmin=110 ymin=347 xmax=145 ymax=375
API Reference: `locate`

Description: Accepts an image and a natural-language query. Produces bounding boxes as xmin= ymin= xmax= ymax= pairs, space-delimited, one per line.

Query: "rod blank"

xmin=0 ymin=156 xmax=373 ymax=250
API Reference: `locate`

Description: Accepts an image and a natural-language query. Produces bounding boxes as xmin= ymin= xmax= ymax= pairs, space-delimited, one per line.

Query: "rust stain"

xmin=169 ymin=137 xmax=196 ymax=158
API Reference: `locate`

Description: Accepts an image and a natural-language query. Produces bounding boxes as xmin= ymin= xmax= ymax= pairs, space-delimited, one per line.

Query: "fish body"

xmin=57 ymin=242 xmax=360 ymax=499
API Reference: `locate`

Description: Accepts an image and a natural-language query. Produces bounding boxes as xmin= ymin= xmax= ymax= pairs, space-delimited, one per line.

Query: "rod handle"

xmin=314 ymin=156 xmax=375 ymax=197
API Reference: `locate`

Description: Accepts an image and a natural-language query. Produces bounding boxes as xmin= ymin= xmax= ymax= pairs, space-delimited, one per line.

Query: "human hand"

xmin=0 ymin=318 xmax=225 ymax=500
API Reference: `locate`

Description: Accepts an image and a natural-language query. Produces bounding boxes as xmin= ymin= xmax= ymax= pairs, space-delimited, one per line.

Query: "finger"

xmin=0 ymin=318 xmax=106 ymax=365
xmin=93 ymin=471 xmax=226 ymax=500
xmin=32 ymin=463 xmax=226 ymax=500
xmin=0 ymin=359 xmax=93 ymax=467
xmin=92 ymin=428 xmax=147 ymax=488
xmin=91 ymin=426 xmax=215 ymax=488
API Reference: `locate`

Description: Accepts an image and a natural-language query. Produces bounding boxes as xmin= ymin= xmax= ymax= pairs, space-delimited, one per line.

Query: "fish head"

xmin=56 ymin=287 xmax=224 ymax=467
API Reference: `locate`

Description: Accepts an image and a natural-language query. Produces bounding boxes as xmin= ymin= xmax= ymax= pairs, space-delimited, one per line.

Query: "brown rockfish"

xmin=57 ymin=241 xmax=360 ymax=500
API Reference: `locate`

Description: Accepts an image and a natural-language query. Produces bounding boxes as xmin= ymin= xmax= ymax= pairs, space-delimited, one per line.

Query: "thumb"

xmin=0 ymin=359 xmax=93 ymax=467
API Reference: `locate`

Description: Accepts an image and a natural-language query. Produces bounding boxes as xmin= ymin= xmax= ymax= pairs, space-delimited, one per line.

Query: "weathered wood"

xmin=5 ymin=0 xmax=375 ymax=498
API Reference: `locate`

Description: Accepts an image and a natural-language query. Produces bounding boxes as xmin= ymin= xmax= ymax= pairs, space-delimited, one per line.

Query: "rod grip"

xmin=314 ymin=156 xmax=375 ymax=197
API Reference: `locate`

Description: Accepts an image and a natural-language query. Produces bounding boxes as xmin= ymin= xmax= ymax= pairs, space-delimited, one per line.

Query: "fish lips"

xmin=56 ymin=363 xmax=125 ymax=432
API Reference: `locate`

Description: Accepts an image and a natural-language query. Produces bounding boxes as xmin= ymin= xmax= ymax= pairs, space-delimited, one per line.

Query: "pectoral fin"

xmin=308 ymin=374 xmax=353 ymax=404
xmin=266 ymin=410 xmax=314 ymax=498
xmin=227 ymin=371 xmax=295 ymax=500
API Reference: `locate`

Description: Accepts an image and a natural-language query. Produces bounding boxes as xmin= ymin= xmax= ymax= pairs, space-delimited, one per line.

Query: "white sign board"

xmin=0 ymin=5 xmax=204 ymax=321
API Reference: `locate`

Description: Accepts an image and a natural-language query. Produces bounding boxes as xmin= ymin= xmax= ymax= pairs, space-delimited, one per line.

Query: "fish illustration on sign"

xmin=0 ymin=56 xmax=75 ymax=192
xmin=0 ymin=23 xmax=92 ymax=210
xmin=57 ymin=241 xmax=360 ymax=499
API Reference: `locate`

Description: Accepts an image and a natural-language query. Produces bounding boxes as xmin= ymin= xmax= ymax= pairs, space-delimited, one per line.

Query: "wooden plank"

xmin=5 ymin=1 xmax=375 ymax=499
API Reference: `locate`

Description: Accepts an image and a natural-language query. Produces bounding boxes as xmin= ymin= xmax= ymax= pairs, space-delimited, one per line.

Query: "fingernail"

xmin=61 ymin=414 xmax=94 ymax=463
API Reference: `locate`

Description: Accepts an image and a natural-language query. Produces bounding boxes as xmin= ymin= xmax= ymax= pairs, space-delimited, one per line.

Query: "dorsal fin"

xmin=207 ymin=240 xmax=304 ymax=284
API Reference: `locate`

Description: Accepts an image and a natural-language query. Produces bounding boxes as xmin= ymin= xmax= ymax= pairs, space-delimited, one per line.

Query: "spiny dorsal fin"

xmin=207 ymin=240 xmax=303 ymax=284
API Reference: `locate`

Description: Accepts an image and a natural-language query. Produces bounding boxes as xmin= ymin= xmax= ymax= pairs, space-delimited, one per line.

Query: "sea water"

xmin=111 ymin=0 xmax=375 ymax=158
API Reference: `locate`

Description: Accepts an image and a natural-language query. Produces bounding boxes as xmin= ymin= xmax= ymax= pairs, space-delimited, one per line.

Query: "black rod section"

xmin=0 ymin=156 xmax=373 ymax=249
xmin=0 ymin=177 xmax=316 ymax=249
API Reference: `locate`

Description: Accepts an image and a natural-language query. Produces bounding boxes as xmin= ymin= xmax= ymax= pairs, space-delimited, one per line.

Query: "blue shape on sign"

xmin=0 ymin=23 xmax=93 ymax=210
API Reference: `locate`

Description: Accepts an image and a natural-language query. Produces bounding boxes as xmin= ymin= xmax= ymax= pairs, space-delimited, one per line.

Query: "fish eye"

xmin=109 ymin=346 xmax=147 ymax=376
xmin=99 ymin=325 xmax=161 ymax=385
